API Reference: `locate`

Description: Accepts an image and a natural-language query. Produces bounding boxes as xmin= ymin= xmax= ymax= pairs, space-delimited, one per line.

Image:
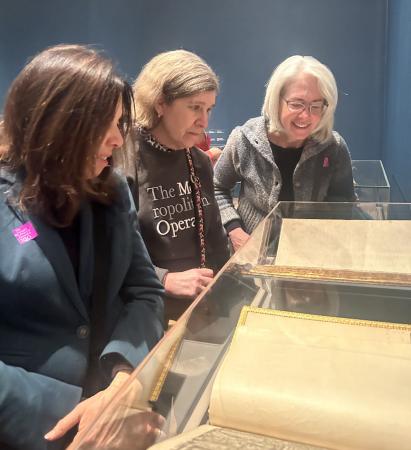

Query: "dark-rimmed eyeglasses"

xmin=282 ymin=98 xmax=328 ymax=116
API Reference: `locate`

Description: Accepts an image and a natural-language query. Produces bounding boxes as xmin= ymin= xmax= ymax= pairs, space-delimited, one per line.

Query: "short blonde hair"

xmin=262 ymin=55 xmax=338 ymax=143
xmin=133 ymin=49 xmax=219 ymax=129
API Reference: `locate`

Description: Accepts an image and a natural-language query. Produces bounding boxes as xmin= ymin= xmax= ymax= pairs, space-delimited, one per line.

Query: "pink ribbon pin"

xmin=12 ymin=222 xmax=38 ymax=244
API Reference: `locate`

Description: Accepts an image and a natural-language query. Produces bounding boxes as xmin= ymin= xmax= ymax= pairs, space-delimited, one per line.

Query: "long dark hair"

xmin=1 ymin=44 xmax=133 ymax=227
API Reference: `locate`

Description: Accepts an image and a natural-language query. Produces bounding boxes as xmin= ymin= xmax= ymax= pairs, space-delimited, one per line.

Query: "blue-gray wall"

xmin=383 ymin=0 xmax=411 ymax=201
xmin=0 ymin=0 xmax=143 ymax=99
xmin=0 ymin=0 xmax=89 ymax=102
xmin=3 ymin=0 xmax=404 ymax=196
xmin=135 ymin=0 xmax=387 ymax=162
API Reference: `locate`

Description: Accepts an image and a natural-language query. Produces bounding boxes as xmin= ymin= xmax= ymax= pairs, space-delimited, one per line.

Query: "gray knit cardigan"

xmin=213 ymin=116 xmax=356 ymax=234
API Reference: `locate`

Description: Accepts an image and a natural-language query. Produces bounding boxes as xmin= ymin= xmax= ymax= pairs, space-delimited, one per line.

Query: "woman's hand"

xmin=229 ymin=228 xmax=250 ymax=252
xmin=45 ymin=372 xmax=165 ymax=450
xmin=164 ymin=268 xmax=214 ymax=298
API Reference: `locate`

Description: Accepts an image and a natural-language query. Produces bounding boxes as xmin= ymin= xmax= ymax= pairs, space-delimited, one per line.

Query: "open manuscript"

xmin=248 ymin=218 xmax=411 ymax=286
xmin=151 ymin=306 xmax=411 ymax=449
xmin=275 ymin=218 xmax=411 ymax=274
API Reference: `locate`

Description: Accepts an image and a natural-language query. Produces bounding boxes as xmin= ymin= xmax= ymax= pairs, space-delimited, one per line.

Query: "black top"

xmin=134 ymin=138 xmax=230 ymax=321
xmin=57 ymin=214 xmax=81 ymax=280
xmin=225 ymin=142 xmax=304 ymax=233
xmin=134 ymin=140 xmax=229 ymax=274
xmin=270 ymin=142 xmax=303 ymax=201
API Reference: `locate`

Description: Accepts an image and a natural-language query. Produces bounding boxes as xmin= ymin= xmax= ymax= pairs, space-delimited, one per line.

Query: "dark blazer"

xmin=0 ymin=168 xmax=164 ymax=450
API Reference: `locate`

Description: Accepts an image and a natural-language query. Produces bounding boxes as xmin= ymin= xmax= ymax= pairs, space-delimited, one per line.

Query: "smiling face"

xmin=277 ymin=73 xmax=324 ymax=147
xmin=151 ymin=90 xmax=216 ymax=150
xmin=92 ymin=99 xmax=124 ymax=178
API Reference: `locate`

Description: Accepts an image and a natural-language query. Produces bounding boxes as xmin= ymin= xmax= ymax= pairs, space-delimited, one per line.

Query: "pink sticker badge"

xmin=12 ymin=221 xmax=38 ymax=244
xmin=323 ymin=156 xmax=329 ymax=168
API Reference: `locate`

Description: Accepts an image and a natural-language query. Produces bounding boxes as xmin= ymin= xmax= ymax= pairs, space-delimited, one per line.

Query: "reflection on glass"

xmin=75 ymin=202 xmax=411 ymax=449
xmin=351 ymin=160 xmax=390 ymax=202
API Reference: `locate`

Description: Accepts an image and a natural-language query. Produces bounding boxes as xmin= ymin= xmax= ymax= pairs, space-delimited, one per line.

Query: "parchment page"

xmin=275 ymin=219 xmax=411 ymax=274
xmin=209 ymin=310 xmax=411 ymax=450
xmin=150 ymin=424 xmax=325 ymax=449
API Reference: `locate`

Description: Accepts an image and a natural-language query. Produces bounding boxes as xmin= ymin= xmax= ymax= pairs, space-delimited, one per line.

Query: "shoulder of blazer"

xmin=0 ymin=166 xmax=18 ymax=187
xmin=0 ymin=167 xmax=22 ymax=211
xmin=110 ymin=170 xmax=134 ymax=213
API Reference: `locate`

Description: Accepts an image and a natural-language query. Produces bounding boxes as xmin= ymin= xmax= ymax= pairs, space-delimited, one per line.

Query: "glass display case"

xmin=352 ymin=160 xmax=390 ymax=202
xmin=75 ymin=201 xmax=411 ymax=449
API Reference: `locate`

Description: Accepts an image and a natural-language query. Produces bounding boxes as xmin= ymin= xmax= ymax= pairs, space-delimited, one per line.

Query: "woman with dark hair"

xmin=0 ymin=44 xmax=164 ymax=449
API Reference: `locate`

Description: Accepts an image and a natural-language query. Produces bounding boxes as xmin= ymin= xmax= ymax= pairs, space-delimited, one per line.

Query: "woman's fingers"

xmin=44 ymin=402 xmax=85 ymax=441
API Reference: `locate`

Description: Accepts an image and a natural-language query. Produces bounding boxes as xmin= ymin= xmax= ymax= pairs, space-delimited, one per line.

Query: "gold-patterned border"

xmin=246 ymin=265 xmax=411 ymax=286
xmin=149 ymin=337 xmax=184 ymax=403
xmin=237 ymin=305 xmax=411 ymax=331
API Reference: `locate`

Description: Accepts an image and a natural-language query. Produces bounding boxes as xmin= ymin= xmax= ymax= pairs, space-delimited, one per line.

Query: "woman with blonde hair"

xmin=214 ymin=55 xmax=356 ymax=251
xmin=128 ymin=49 xmax=229 ymax=322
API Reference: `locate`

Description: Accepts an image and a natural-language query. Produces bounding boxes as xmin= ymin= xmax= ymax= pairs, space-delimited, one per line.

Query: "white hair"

xmin=262 ymin=55 xmax=338 ymax=143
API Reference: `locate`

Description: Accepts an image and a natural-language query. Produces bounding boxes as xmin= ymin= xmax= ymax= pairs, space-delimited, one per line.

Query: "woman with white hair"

xmin=214 ymin=55 xmax=356 ymax=251
xmin=127 ymin=50 xmax=230 ymax=322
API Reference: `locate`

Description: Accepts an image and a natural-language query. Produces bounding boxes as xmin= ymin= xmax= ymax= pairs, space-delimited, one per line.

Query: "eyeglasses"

xmin=282 ymin=98 xmax=328 ymax=116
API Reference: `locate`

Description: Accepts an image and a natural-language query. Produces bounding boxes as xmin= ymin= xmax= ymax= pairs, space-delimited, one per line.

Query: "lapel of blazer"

xmin=103 ymin=190 xmax=130 ymax=303
xmin=21 ymin=210 xmax=89 ymax=320
xmin=78 ymin=201 xmax=94 ymax=308
xmin=3 ymin=171 xmax=89 ymax=320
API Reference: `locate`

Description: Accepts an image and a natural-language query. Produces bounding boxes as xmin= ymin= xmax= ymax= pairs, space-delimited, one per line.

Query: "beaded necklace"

xmin=137 ymin=126 xmax=206 ymax=268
